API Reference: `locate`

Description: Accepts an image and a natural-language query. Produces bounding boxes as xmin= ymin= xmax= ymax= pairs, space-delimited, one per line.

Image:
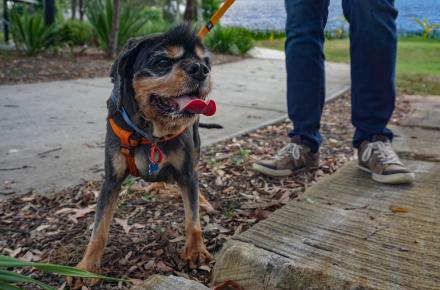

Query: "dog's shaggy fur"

xmin=69 ymin=25 xmax=215 ymax=288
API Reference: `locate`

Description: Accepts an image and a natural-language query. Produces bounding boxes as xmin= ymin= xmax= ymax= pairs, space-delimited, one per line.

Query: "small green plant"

xmin=205 ymin=25 xmax=255 ymax=55
xmin=0 ymin=255 xmax=123 ymax=290
xmin=207 ymin=158 xmax=220 ymax=168
xmin=9 ymin=9 xmax=56 ymax=55
xmin=59 ymin=19 xmax=93 ymax=46
xmin=413 ymin=17 xmax=440 ymax=39
xmin=142 ymin=192 xmax=153 ymax=201
xmin=223 ymin=203 xmax=235 ymax=219
xmin=122 ymin=176 xmax=136 ymax=195
xmin=230 ymin=148 xmax=251 ymax=166
xmin=202 ymin=0 xmax=223 ymax=21
xmin=86 ymin=0 xmax=150 ymax=51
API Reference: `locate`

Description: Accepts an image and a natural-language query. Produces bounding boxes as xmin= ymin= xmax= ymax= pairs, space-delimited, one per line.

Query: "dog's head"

xmin=111 ymin=24 xmax=212 ymax=138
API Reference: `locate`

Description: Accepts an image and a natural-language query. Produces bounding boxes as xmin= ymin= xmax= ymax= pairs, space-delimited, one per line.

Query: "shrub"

xmin=59 ymin=19 xmax=93 ymax=46
xmin=137 ymin=8 xmax=171 ymax=36
xmin=0 ymin=255 xmax=124 ymax=289
xmin=205 ymin=26 xmax=255 ymax=55
xmin=86 ymin=0 xmax=150 ymax=51
xmin=9 ymin=8 xmax=56 ymax=55
xmin=202 ymin=0 xmax=223 ymax=21
xmin=250 ymin=30 xmax=285 ymax=41
xmin=413 ymin=17 xmax=440 ymax=39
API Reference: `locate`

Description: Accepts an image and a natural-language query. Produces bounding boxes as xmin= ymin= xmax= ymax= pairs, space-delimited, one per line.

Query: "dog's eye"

xmin=156 ymin=59 xmax=172 ymax=68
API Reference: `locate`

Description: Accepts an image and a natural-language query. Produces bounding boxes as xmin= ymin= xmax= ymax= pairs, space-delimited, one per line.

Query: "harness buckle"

xmin=128 ymin=134 xmax=141 ymax=146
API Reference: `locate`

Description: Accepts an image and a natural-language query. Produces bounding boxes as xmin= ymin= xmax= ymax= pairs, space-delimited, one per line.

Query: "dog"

xmin=69 ymin=24 xmax=216 ymax=287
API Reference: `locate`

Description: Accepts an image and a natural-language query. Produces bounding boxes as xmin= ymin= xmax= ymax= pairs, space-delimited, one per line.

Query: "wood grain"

xmin=213 ymin=160 xmax=440 ymax=290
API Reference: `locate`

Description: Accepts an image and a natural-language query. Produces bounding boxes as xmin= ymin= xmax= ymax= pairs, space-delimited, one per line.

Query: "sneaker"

xmin=358 ymin=136 xmax=415 ymax=184
xmin=252 ymin=137 xmax=319 ymax=177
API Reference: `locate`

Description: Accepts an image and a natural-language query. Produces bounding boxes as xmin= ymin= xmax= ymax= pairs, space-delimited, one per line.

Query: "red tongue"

xmin=175 ymin=96 xmax=216 ymax=116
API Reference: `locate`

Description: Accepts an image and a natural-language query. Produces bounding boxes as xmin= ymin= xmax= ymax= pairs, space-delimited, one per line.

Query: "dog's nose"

xmin=184 ymin=63 xmax=210 ymax=81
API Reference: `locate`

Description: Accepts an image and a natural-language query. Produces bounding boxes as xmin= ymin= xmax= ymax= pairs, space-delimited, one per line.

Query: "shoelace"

xmin=361 ymin=141 xmax=403 ymax=165
xmin=274 ymin=143 xmax=301 ymax=161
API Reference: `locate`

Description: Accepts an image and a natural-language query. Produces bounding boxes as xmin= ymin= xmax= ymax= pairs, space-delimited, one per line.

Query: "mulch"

xmin=0 ymin=94 xmax=410 ymax=289
xmin=0 ymin=50 xmax=245 ymax=85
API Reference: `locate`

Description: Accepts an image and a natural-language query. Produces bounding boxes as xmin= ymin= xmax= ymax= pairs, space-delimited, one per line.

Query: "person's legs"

xmin=342 ymin=0 xmax=398 ymax=148
xmin=285 ymin=0 xmax=330 ymax=153
xmin=251 ymin=0 xmax=329 ymax=177
xmin=343 ymin=0 xmax=413 ymax=184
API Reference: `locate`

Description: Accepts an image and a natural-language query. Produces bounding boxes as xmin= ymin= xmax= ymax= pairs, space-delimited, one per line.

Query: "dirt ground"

xmin=0 ymin=50 xmax=245 ymax=85
xmin=0 ymin=94 xmax=411 ymax=289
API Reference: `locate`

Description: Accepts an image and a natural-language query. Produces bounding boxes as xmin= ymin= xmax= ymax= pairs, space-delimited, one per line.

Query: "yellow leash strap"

xmin=197 ymin=0 xmax=236 ymax=39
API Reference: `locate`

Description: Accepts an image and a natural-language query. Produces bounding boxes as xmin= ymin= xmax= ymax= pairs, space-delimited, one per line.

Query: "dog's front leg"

xmin=77 ymin=179 xmax=122 ymax=272
xmin=178 ymin=171 xmax=213 ymax=268
xmin=67 ymin=177 xmax=122 ymax=288
xmin=67 ymin=149 xmax=126 ymax=288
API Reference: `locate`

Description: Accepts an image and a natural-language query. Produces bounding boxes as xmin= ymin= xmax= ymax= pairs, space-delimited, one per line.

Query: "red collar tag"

xmin=149 ymin=144 xmax=164 ymax=163
xmin=148 ymin=144 xmax=164 ymax=175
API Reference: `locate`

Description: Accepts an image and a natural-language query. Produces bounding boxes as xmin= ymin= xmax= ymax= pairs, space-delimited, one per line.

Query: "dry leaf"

xmin=55 ymin=208 xmax=75 ymax=215
xmin=21 ymin=251 xmax=41 ymax=262
xmin=71 ymin=207 xmax=95 ymax=219
xmin=115 ymin=218 xmax=131 ymax=234
xmin=35 ymin=224 xmax=51 ymax=231
xmin=156 ymin=261 xmax=172 ymax=273
xmin=169 ymin=236 xmax=185 ymax=243
xmin=5 ymin=247 xmax=22 ymax=258
xmin=114 ymin=218 xmax=144 ymax=234
xmin=390 ymin=206 xmax=409 ymax=213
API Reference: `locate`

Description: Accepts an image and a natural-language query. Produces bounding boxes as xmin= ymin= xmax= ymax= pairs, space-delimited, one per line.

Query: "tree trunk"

xmin=196 ymin=0 xmax=202 ymax=22
xmin=184 ymin=0 xmax=193 ymax=22
xmin=79 ymin=0 xmax=84 ymax=21
xmin=107 ymin=0 xmax=121 ymax=59
xmin=71 ymin=0 xmax=77 ymax=19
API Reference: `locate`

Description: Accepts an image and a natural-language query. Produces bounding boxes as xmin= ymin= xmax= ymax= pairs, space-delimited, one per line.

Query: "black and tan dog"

xmin=71 ymin=25 xmax=216 ymax=285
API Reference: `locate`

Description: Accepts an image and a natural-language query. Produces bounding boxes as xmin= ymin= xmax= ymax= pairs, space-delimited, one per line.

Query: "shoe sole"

xmin=251 ymin=163 xmax=314 ymax=177
xmin=358 ymin=165 xmax=415 ymax=184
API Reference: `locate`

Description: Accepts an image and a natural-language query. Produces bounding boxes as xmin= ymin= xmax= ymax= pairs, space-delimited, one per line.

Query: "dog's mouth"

xmin=150 ymin=92 xmax=216 ymax=118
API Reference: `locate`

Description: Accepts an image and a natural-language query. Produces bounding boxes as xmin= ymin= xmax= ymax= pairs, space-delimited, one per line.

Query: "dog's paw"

xmin=200 ymin=199 xmax=216 ymax=213
xmin=180 ymin=242 xmax=214 ymax=269
xmin=65 ymin=261 xmax=101 ymax=289
xmin=199 ymin=193 xmax=216 ymax=214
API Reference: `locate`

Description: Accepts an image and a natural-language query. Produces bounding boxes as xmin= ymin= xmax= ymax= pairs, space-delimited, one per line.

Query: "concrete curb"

xmin=203 ymin=85 xmax=350 ymax=147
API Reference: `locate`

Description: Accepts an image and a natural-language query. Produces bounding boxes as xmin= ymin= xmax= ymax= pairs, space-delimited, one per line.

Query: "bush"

xmin=202 ymin=0 xmax=222 ymax=21
xmin=86 ymin=0 xmax=150 ymax=51
xmin=413 ymin=17 xmax=440 ymax=39
xmin=59 ymin=19 xmax=93 ymax=46
xmin=9 ymin=8 xmax=56 ymax=55
xmin=205 ymin=26 xmax=255 ymax=55
xmin=137 ymin=8 xmax=171 ymax=36
xmin=249 ymin=30 xmax=285 ymax=41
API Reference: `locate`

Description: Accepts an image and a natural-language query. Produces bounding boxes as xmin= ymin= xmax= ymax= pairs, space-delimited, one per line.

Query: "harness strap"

xmin=108 ymin=116 xmax=187 ymax=177
xmin=108 ymin=117 xmax=144 ymax=176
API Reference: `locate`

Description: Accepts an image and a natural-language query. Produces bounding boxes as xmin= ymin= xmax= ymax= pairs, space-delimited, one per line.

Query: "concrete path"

xmin=212 ymin=95 xmax=440 ymax=290
xmin=0 ymin=54 xmax=350 ymax=197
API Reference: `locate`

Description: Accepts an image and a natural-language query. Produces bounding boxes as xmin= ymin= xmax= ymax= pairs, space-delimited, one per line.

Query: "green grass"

xmin=257 ymin=37 xmax=440 ymax=95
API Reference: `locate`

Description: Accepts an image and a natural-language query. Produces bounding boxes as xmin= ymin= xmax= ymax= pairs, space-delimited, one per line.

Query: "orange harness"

xmin=108 ymin=117 xmax=185 ymax=177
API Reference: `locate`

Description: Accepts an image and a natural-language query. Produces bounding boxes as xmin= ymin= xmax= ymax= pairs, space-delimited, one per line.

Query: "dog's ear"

xmin=110 ymin=35 xmax=161 ymax=114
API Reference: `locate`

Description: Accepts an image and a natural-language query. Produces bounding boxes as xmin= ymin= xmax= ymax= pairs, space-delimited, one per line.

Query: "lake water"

xmin=222 ymin=0 xmax=440 ymax=34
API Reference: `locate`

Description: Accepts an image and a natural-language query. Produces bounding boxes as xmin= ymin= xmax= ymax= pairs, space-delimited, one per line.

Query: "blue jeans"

xmin=285 ymin=0 xmax=398 ymax=152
